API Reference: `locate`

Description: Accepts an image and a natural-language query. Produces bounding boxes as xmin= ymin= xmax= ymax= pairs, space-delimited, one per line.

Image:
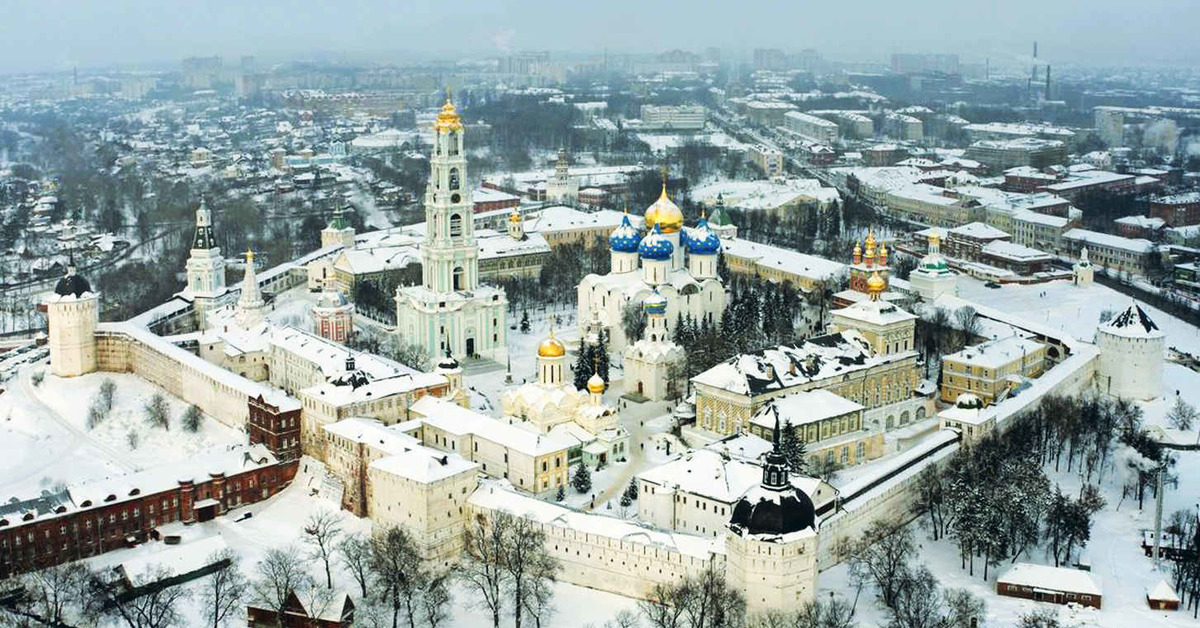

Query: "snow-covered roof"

xmin=720 ymin=237 xmax=845 ymax=282
xmin=637 ymin=448 xmax=821 ymax=505
xmin=982 ymin=240 xmax=1053 ymax=262
xmin=997 ymin=563 xmax=1101 ymax=596
xmin=691 ymin=178 xmax=840 ymax=211
xmin=1099 ymin=303 xmax=1164 ymax=339
xmin=1148 ymin=580 xmax=1180 ymax=602
xmin=1063 ymin=228 xmax=1155 ymax=254
xmin=833 ymin=297 xmax=918 ymax=327
xmin=525 ymin=206 xmax=638 ymax=234
xmin=411 ymin=397 xmax=574 ymax=457
xmin=943 ymin=335 xmax=1044 ymax=370
xmin=692 ymin=330 xmax=913 ymax=396
xmin=468 ymin=480 xmax=722 ymax=560
xmin=750 ymin=389 xmax=863 ymax=431
xmin=948 ymin=222 xmax=1009 ymax=241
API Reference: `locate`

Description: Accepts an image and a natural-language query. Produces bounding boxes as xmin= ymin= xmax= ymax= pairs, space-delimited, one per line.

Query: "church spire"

xmin=235 ymin=248 xmax=265 ymax=327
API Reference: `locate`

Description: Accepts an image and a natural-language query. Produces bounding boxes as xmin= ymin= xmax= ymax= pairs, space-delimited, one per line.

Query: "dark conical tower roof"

xmin=728 ymin=415 xmax=816 ymax=536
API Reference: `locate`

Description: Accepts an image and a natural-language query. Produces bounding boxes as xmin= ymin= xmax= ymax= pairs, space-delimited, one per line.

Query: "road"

xmin=581 ymin=382 xmax=662 ymax=512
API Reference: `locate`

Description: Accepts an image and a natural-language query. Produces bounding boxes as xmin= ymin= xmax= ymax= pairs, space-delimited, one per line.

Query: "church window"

xmin=450 ymin=214 xmax=463 ymax=237
xmin=449 ymin=168 xmax=461 ymax=190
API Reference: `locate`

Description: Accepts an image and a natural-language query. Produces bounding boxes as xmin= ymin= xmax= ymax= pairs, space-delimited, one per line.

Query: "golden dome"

xmin=434 ymin=97 xmax=463 ymax=133
xmin=864 ymin=231 xmax=876 ymax=248
xmin=879 ymin=241 xmax=888 ymax=260
xmin=538 ymin=335 xmax=566 ymax=358
xmin=587 ymin=373 xmax=605 ymax=394
xmin=509 ymin=208 xmax=522 ymax=223
xmin=867 ymin=270 xmax=886 ymax=294
xmin=929 ymin=232 xmax=940 ymax=246
xmin=853 ymin=242 xmax=862 ymax=256
xmin=644 ymin=183 xmax=684 ymax=234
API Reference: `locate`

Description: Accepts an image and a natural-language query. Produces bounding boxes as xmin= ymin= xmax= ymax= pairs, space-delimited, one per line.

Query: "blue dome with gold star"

xmin=642 ymin=289 xmax=668 ymax=315
xmin=685 ymin=217 xmax=721 ymax=255
xmin=609 ymin=214 xmax=641 ymax=253
xmin=638 ymin=223 xmax=674 ymax=261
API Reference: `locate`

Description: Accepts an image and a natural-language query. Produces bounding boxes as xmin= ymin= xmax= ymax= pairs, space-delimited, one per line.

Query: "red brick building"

xmin=1149 ymin=192 xmax=1200 ymax=227
xmin=248 ymin=393 xmax=302 ymax=461
xmin=0 ymin=445 xmax=295 ymax=578
xmin=248 ymin=590 xmax=355 ymax=627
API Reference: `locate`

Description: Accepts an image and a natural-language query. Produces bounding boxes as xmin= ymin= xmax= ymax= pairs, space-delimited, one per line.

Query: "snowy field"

xmin=0 ymin=366 xmax=241 ymax=500
xmin=814 ymin=275 xmax=1200 ymax=626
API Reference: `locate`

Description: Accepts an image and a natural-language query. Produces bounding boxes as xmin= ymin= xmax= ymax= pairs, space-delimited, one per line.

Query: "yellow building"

xmin=940 ymin=336 xmax=1047 ymax=404
xmin=748 ymin=389 xmax=885 ymax=468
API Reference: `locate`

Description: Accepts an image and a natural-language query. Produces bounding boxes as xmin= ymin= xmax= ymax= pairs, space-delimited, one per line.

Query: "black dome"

xmin=54 ymin=272 xmax=92 ymax=298
xmin=729 ymin=484 xmax=816 ymax=536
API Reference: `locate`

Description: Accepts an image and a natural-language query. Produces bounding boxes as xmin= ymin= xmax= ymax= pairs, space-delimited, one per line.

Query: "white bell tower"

xmin=185 ymin=197 xmax=226 ymax=326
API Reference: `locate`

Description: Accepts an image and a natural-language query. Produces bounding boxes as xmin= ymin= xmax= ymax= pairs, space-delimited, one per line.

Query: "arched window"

xmin=448 ymin=132 xmax=459 ymax=156
xmin=449 ymin=168 xmax=461 ymax=190
xmin=453 ymin=266 xmax=465 ymax=291
xmin=450 ymin=213 xmax=463 ymax=238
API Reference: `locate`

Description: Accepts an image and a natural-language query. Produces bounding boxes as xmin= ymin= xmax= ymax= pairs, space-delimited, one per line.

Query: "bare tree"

xmin=303 ymin=510 xmax=343 ymax=589
xmin=200 ymin=549 xmax=248 ymax=628
xmin=461 ymin=512 xmax=512 ymax=628
xmin=504 ymin=517 xmax=560 ymax=628
xmin=846 ymin=518 xmax=916 ymax=610
xmin=420 ymin=574 xmax=452 ymax=628
xmin=369 ymin=524 xmax=425 ymax=628
xmin=5 ymin=561 xmax=89 ymax=626
xmin=1167 ymin=396 xmax=1198 ymax=431
xmin=887 ymin=566 xmax=941 ymax=628
xmin=338 ymin=531 xmax=374 ymax=599
xmin=252 ymin=546 xmax=314 ymax=627
xmin=606 ymin=609 xmax=640 ymax=628
xmin=87 ymin=564 xmax=192 ymax=628
xmin=638 ymin=564 xmax=744 ymax=628
xmin=638 ymin=580 xmax=690 ymax=628
xmin=953 ymin=306 xmax=980 ymax=346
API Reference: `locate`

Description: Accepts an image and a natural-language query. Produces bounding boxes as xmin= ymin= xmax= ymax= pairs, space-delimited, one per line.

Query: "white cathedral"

xmin=395 ymin=98 xmax=508 ymax=363
xmin=577 ymin=183 xmax=727 ymax=356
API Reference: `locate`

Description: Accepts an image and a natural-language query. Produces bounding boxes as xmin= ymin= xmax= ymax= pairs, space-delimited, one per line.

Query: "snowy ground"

xmin=814 ymin=275 xmax=1200 ymax=627
xmin=77 ymin=459 xmax=640 ymax=628
xmin=0 ymin=365 xmax=242 ymax=501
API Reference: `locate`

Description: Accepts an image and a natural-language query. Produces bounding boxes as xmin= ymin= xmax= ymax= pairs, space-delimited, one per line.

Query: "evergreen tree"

xmin=182 ymin=404 xmax=203 ymax=432
xmin=573 ymin=344 xmax=593 ymax=391
xmin=520 ymin=310 xmax=531 ymax=333
xmin=624 ymin=478 xmax=639 ymax=501
xmin=555 ymin=484 xmax=565 ymax=502
xmin=595 ymin=331 xmax=610 ymax=383
xmin=779 ymin=420 xmax=808 ymax=474
xmin=572 ymin=463 xmax=592 ymax=494
xmin=144 ymin=392 xmax=170 ymax=430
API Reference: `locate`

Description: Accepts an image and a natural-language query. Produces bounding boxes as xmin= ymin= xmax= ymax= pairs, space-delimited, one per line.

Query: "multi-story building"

xmin=1062 ymin=228 xmax=1158 ymax=276
xmin=884 ymin=113 xmax=924 ymax=142
xmin=965 ymin=138 xmax=1068 ymax=172
xmin=940 ymin=336 xmax=1047 ymax=404
xmin=782 ymin=111 xmax=839 ymax=145
xmin=403 ymin=396 xmax=573 ymax=497
xmin=747 ymin=389 xmax=884 ymax=468
xmin=0 ymin=445 xmax=293 ymax=578
xmin=641 ymin=105 xmax=707 ymax=131
xmin=637 ymin=448 xmax=834 ymax=538
xmin=749 ymin=145 xmax=786 ymax=177
xmin=1149 ymin=192 xmax=1200 ymax=227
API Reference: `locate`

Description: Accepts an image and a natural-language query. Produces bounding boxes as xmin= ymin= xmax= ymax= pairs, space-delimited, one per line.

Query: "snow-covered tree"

xmin=572 ymin=463 xmax=592 ymax=494
xmin=144 ymin=392 xmax=169 ymax=429
xmin=182 ymin=405 xmax=203 ymax=433
xmin=1167 ymin=396 xmax=1197 ymax=431
xmin=779 ymin=420 xmax=808 ymax=475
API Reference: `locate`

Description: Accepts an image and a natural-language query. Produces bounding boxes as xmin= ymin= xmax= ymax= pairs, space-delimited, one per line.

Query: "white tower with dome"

xmin=909 ymin=231 xmax=956 ymax=301
xmin=623 ymin=289 xmax=685 ymax=401
xmin=576 ymin=177 xmax=726 ymax=353
xmin=395 ymin=97 xmax=508 ymax=363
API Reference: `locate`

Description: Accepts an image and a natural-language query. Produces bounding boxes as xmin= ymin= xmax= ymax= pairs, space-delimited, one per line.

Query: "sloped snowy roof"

xmin=411 ymin=397 xmax=574 ymax=457
xmin=692 ymin=330 xmax=909 ymax=396
xmin=1099 ymin=303 xmax=1164 ymax=339
xmin=1148 ymin=579 xmax=1180 ymax=602
xmin=750 ymin=389 xmax=864 ymax=430
xmin=997 ymin=563 xmax=1101 ymax=596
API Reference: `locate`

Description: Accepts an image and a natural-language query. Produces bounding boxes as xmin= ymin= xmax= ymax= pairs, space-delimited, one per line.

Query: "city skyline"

xmin=4 ymin=0 xmax=1200 ymax=73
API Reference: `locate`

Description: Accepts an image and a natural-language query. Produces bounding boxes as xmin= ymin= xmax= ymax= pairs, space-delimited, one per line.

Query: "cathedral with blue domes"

xmin=577 ymin=180 xmax=727 ymax=357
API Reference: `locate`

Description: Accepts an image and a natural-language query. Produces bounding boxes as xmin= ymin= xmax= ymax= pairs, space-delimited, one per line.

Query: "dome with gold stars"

xmin=644 ymin=184 xmax=684 ymax=234
xmin=434 ymin=98 xmax=463 ymax=133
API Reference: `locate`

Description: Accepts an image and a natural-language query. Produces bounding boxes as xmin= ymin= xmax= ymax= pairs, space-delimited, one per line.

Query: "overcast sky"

xmin=4 ymin=0 xmax=1198 ymax=73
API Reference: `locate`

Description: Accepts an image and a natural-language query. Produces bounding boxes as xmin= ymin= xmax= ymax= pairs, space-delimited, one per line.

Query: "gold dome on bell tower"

xmin=434 ymin=92 xmax=463 ymax=133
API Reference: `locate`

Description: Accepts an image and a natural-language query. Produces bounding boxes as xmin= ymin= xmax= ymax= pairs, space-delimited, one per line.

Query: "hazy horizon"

xmin=5 ymin=0 xmax=1200 ymax=74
